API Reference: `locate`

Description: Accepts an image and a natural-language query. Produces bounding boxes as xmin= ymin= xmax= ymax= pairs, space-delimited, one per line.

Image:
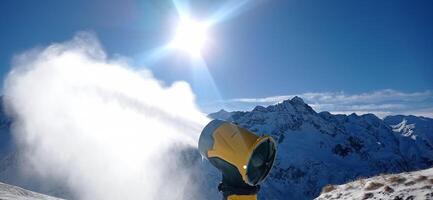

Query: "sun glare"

xmin=171 ymin=18 xmax=209 ymax=57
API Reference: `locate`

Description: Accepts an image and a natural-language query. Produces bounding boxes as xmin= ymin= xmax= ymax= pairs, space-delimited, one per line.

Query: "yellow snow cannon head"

xmin=198 ymin=119 xmax=277 ymax=186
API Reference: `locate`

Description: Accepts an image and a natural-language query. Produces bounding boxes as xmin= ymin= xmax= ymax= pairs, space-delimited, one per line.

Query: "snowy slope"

xmin=0 ymin=181 xmax=63 ymax=200
xmin=315 ymin=167 xmax=433 ymax=200
xmin=209 ymin=97 xmax=433 ymax=199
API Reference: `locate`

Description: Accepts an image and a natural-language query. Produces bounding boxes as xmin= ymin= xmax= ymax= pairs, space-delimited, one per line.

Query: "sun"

xmin=170 ymin=17 xmax=209 ymax=57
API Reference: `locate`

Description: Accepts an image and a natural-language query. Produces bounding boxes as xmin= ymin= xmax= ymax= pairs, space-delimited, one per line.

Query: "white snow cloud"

xmin=219 ymin=90 xmax=433 ymax=118
xmin=3 ymin=32 xmax=210 ymax=200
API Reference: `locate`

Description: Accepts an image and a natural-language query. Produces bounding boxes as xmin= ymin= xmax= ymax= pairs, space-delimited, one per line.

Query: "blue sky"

xmin=0 ymin=0 xmax=432 ymax=116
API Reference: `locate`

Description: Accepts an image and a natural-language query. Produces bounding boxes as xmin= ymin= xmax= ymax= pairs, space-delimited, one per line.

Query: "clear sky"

xmin=0 ymin=0 xmax=432 ymax=116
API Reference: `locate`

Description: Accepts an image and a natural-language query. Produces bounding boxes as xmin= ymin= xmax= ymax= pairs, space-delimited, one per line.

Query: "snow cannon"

xmin=198 ymin=119 xmax=277 ymax=200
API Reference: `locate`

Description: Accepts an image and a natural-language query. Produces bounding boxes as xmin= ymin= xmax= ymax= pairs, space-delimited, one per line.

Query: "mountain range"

xmin=0 ymin=96 xmax=432 ymax=199
xmin=208 ymin=97 xmax=433 ymax=199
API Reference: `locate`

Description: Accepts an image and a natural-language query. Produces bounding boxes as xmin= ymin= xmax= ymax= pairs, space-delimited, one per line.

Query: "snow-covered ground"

xmin=0 ymin=181 xmax=63 ymax=200
xmin=315 ymin=167 xmax=433 ymax=200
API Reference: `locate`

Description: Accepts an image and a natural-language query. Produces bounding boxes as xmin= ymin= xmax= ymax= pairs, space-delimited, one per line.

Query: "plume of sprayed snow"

xmin=3 ymin=32 xmax=212 ymax=200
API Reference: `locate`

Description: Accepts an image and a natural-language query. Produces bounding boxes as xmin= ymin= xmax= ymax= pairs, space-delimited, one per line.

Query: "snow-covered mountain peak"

xmin=290 ymin=96 xmax=305 ymax=105
xmin=252 ymin=105 xmax=267 ymax=112
xmin=272 ymin=96 xmax=316 ymax=116
xmin=384 ymin=115 xmax=433 ymax=143
xmin=391 ymin=119 xmax=416 ymax=138
xmin=210 ymin=109 xmax=232 ymax=119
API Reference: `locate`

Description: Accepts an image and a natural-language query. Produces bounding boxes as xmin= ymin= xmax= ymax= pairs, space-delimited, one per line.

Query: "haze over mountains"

xmin=0 ymin=96 xmax=432 ymax=199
